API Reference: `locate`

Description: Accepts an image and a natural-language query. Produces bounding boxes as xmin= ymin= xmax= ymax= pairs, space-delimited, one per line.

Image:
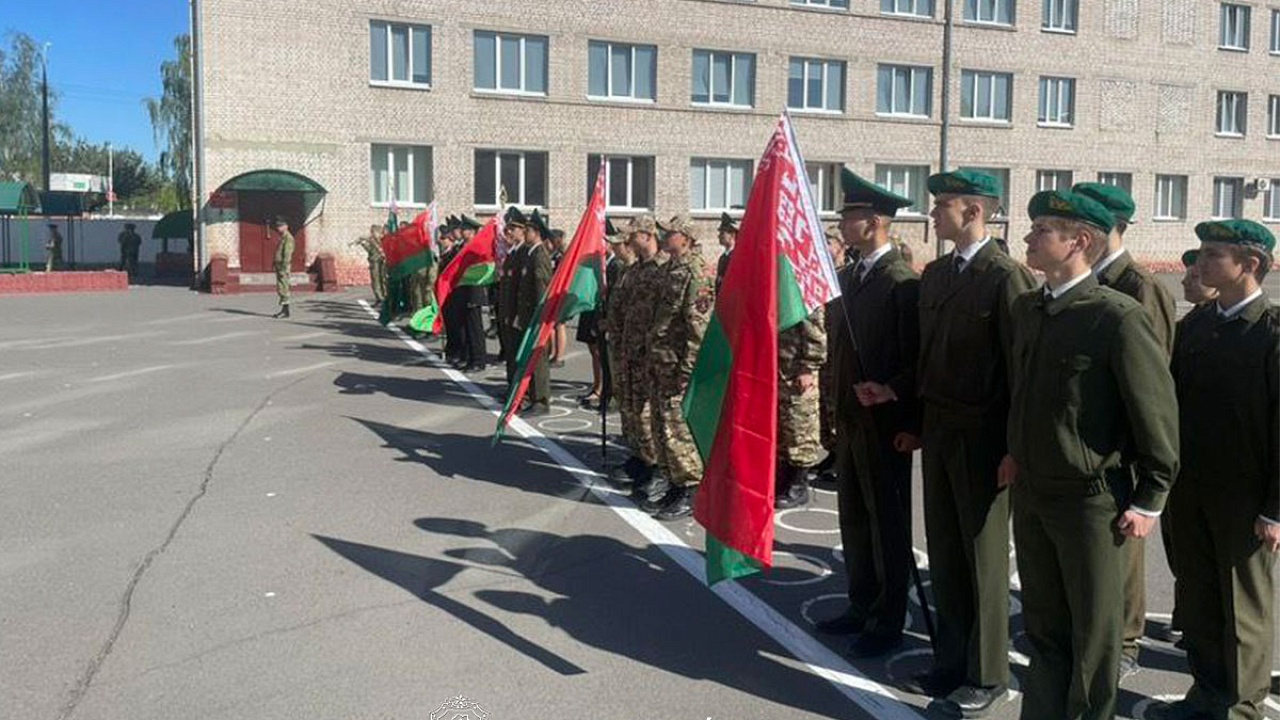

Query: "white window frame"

xmin=1097 ymin=172 xmax=1133 ymax=194
xmin=473 ymin=31 xmax=548 ymax=96
xmin=788 ymin=57 xmax=846 ymax=113
xmin=1264 ymin=179 xmax=1280 ymax=221
xmin=370 ymin=144 xmax=432 ymax=207
xmin=1219 ymin=3 xmax=1252 ymax=50
xmin=691 ymin=49 xmax=755 ymax=108
xmin=877 ymin=64 xmax=932 ymax=118
xmin=1268 ymin=94 xmax=1280 ymax=137
xmin=1216 ymin=91 xmax=1248 ymax=136
xmin=1036 ymin=169 xmax=1074 ymax=192
xmin=881 ymin=0 xmax=933 ymax=18
xmin=960 ymin=70 xmax=1013 ymax=122
xmin=690 ymin=158 xmax=753 ymax=212
xmin=874 ymin=164 xmax=929 ymax=215
xmin=587 ymin=41 xmax=656 ymax=103
xmin=1042 ymin=0 xmax=1077 ymax=32
xmin=805 ymin=162 xmax=844 ymax=215
xmin=589 ymin=155 xmax=655 ymax=211
xmin=1153 ymin=174 xmax=1188 ymax=221
xmin=1212 ymin=177 xmax=1245 ymax=219
xmin=473 ymin=150 xmax=548 ymax=209
xmin=370 ymin=21 xmax=432 ymax=88
xmin=791 ymin=0 xmax=850 ymax=9
xmin=1271 ymin=9 xmax=1280 ymax=53
xmin=965 ymin=0 xmax=1016 ymax=25
xmin=1038 ymin=76 xmax=1075 ymax=127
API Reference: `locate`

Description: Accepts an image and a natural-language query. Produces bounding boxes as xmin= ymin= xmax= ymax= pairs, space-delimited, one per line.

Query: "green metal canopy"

xmin=217 ymin=169 xmax=327 ymax=194
xmin=0 ymin=182 xmax=40 ymax=214
xmin=152 ymin=210 xmax=194 ymax=239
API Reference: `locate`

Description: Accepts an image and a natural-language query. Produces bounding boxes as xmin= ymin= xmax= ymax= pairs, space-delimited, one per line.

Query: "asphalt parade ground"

xmin=2 ymin=287 xmax=1276 ymax=720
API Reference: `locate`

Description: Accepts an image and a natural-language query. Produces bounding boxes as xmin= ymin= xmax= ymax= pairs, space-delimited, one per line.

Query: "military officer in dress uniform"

xmin=515 ymin=210 xmax=554 ymax=415
xmin=715 ymin=212 xmax=736 ymax=296
xmin=499 ymin=208 xmax=529 ymax=383
xmin=455 ymin=215 xmax=488 ymax=372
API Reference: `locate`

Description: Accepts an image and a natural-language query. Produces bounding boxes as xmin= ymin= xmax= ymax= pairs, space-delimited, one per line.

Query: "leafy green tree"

xmin=144 ymin=34 xmax=191 ymax=209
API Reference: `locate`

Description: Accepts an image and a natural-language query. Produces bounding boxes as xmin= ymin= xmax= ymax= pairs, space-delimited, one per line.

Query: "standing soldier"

xmin=817 ymin=171 xmax=921 ymax=660
xmin=357 ymin=224 xmax=387 ymax=303
xmin=1073 ymin=181 xmax=1179 ymax=671
xmin=455 ymin=215 xmax=488 ymax=372
xmin=271 ymin=217 xmax=294 ymax=319
xmin=901 ymin=171 xmax=1035 ymax=716
xmin=1160 ymin=220 xmax=1278 ymax=720
xmin=617 ymin=215 xmax=669 ymax=501
xmin=1003 ymin=190 xmax=1179 ymax=720
xmin=117 ymin=223 xmax=142 ymax=278
xmin=776 ymin=306 xmax=827 ymax=508
xmin=814 ymin=226 xmax=847 ymax=486
xmin=644 ymin=214 xmax=713 ymax=520
xmin=515 ymin=210 xmax=554 ymax=415
xmin=715 ymin=212 xmax=736 ymax=296
xmin=44 ymin=224 xmax=63 ymax=272
xmin=499 ymin=208 xmax=529 ymax=383
xmin=1179 ymin=249 xmax=1218 ymax=306
xmin=598 ymin=219 xmax=634 ymax=410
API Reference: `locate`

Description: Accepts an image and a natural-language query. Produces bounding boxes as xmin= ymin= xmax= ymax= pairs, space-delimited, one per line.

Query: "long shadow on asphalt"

xmin=337 ymin=374 xmax=511 ymax=409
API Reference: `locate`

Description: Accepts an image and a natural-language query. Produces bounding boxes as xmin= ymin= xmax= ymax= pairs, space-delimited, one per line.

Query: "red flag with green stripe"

xmin=377 ymin=218 xmax=434 ymax=325
xmin=494 ymin=163 xmax=608 ymax=440
xmin=416 ymin=215 xmax=500 ymax=334
xmin=683 ymin=113 xmax=841 ymax=585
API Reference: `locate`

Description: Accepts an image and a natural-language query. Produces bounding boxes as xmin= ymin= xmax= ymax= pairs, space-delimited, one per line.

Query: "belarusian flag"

xmin=684 ymin=113 xmax=841 ymax=585
xmin=377 ymin=218 xmax=432 ymax=325
xmin=494 ymin=163 xmax=608 ymax=440
xmin=414 ymin=214 xmax=500 ymax=334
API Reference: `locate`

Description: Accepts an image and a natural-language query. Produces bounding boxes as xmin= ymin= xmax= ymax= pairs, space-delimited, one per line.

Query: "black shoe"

xmin=1146 ymin=700 xmax=1213 ymax=720
xmin=847 ymin=633 xmax=902 ymax=659
xmin=1151 ymin=622 xmax=1183 ymax=644
xmin=1271 ymin=673 xmax=1279 ymax=696
xmin=775 ymin=464 xmax=811 ymax=509
xmin=638 ymin=477 xmax=675 ymax=513
xmin=1117 ymin=655 xmax=1141 ymax=683
xmin=655 ymin=486 xmax=696 ymax=521
xmin=522 ymin=402 xmax=552 ymax=418
xmin=609 ymin=456 xmax=647 ymax=487
xmin=943 ymin=684 xmax=1007 ymax=718
xmin=272 ymin=305 xmax=290 ymax=318
xmin=897 ymin=670 xmax=963 ymax=698
xmin=813 ymin=612 xmax=866 ymax=636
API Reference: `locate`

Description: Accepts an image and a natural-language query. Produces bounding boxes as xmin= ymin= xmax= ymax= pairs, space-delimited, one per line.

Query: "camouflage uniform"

xmin=360 ymin=237 xmax=387 ymax=302
xmin=603 ymin=255 xmax=636 ymax=411
xmin=779 ymin=308 xmax=827 ymax=467
xmin=274 ymin=227 xmax=294 ymax=307
xmin=619 ymin=251 xmax=668 ymax=467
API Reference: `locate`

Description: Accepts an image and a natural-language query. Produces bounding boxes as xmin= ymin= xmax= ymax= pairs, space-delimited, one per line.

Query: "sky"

xmin=2 ymin=0 xmax=190 ymax=162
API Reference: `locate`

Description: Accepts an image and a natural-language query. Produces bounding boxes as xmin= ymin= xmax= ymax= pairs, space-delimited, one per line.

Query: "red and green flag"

xmin=413 ymin=214 xmax=501 ymax=334
xmin=377 ymin=212 xmax=434 ymax=325
xmin=684 ymin=113 xmax=842 ymax=585
xmin=494 ymin=163 xmax=608 ymax=440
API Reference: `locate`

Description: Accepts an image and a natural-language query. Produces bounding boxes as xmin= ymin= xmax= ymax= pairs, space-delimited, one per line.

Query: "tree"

xmin=0 ymin=32 xmax=72 ymax=183
xmin=52 ymin=140 xmax=160 ymax=202
xmin=144 ymin=35 xmax=191 ymax=209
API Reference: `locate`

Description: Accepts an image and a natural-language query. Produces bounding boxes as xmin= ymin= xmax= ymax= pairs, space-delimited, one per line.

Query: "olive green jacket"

xmin=1096 ymin=250 xmax=1177 ymax=357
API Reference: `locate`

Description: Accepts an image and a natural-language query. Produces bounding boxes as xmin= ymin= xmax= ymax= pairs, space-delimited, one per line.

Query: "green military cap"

xmin=927 ymin=169 xmax=1002 ymax=199
xmin=841 ymin=168 xmax=914 ymax=217
xmin=627 ymin=214 xmax=658 ymax=236
xmin=1026 ymin=189 xmax=1115 ymax=234
xmin=459 ymin=215 xmax=483 ymax=231
xmin=658 ymin=213 xmax=698 ymax=242
xmin=1181 ymin=249 xmax=1199 ymax=267
xmin=718 ymin=212 xmax=739 ymax=234
xmin=1072 ymin=182 xmax=1137 ymax=225
xmin=504 ymin=206 xmax=528 ymax=228
xmin=528 ymin=209 xmax=552 ymax=239
xmin=1194 ymin=219 xmax=1276 ymax=256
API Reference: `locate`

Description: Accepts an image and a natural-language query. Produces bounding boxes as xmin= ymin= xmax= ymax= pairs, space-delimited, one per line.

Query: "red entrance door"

xmin=237 ymin=192 xmax=306 ymax=272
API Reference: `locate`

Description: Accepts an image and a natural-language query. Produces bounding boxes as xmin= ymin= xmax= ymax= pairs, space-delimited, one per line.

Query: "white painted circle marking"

xmin=757 ymin=552 xmax=833 ymax=587
xmin=775 ymin=507 xmax=841 ymax=535
xmin=798 ymin=593 xmax=847 ymax=627
xmin=537 ymin=418 xmax=594 ymax=434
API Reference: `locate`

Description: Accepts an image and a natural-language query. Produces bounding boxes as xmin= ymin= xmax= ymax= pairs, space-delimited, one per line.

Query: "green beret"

xmin=1181 ymin=249 xmax=1199 ymax=268
xmin=459 ymin=215 xmax=482 ymax=231
xmin=1194 ymin=219 xmax=1276 ymax=255
xmin=928 ymin=169 xmax=1002 ymax=199
xmin=841 ymin=168 xmax=914 ymax=217
xmin=1027 ymin=189 xmax=1115 ymax=234
xmin=718 ymin=212 xmax=738 ymax=234
xmin=1072 ymin=182 xmax=1137 ymax=225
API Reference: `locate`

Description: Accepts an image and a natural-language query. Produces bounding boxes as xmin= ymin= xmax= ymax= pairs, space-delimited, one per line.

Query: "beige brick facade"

xmin=198 ymin=0 xmax=1280 ymax=283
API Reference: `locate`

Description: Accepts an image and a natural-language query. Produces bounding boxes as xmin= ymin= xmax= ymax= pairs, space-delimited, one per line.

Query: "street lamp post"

xmin=41 ymin=42 xmax=52 ymax=193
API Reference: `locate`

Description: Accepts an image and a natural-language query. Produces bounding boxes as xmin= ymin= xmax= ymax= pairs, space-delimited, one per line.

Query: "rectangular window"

xmin=787 ymin=57 xmax=846 ymax=112
xmin=1038 ymin=76 xmax=1075 ymax=126
xmin=587 ymin=155 xmax=655 ymax=211
xmin=474 ymin=150 xmax=548 ymax=207
xmin=1264 ymin=180 xmax=1280 ymax=221
xmin=881 ymin=0 xmax=933 ymax=17
xmin=791 ymin=0 xmax=850 ymax=8
xmin=1036 ymin=169 xmax=1073 ymax=192
xmin=1220 ymin=3 xmax=1251 ymax=49
xmin=1268 ymin=95 xmax=1280 ymax=137
xmin=876 ymin=65 xmax=932 ymax=117
xmin=1154 ymin=175 xmax=1188 ymax=220
xmin=1217 ymin=91 xmax=1248 ymax=135
xmin=1272 ymin=9 xmax=1280 ymax=52
xmin=691 ymin=50 xmax=756 ymax=107
xmin=587 ymin=41 xmax=656 ymax=101
xmin=1042 ymin=0 xmax=1076 ymax=31
xmin=874 ymin=164 xmax=929 ymax=214
xmin=1097 ymin=172 xmax=1133 ymax=194
xmin=473 ymin=31 xmax=548 ymax=94
xmin=965 ymin=0 xmax=1015 ymax=24
xmin=960 ymin=70 xmax=1013 ymax=121
xmin=371 ymin=144 xmax=432 ymax=205
xmin=805 ymin=163 xmax=844 ymax=214
xmin=690 ymin=158 xmax=752 ymax=211
xmin=370 ymin=21 xmax=431 ymax=86
xmin=958 ymin=166 xmax=1011 ymax=215
xmin=1212 ymin=177 xmax=1244 ymax=218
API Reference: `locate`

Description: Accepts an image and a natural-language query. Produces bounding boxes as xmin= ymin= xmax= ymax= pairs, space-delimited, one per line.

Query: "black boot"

xmin=272 ymin=304 xmax=290 ymax=319
xmin=634 ymin=473 xmax=671 ymax=512
xmin=654 ymin=485 xmax=696 ymax=521
xmin=608 ymin=456 xmax=644 ymax=487
xmin=775 ymin=462 xmax=810 ymax=509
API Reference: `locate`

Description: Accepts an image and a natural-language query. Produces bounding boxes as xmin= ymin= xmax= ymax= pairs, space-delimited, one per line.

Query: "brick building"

xmin=194 ymin=0 xmax=1280 ymax=285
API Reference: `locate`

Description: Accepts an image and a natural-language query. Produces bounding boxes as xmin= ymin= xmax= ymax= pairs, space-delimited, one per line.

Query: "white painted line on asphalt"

xmin=357 ymin=299 xmax=926 ymax=720
xmin=144 ymin=311 xmax=213 ymax=326
xmin=88 ymin=364 xmax=181 ymax=383
xmin=18 ymin=332 xmax=161 ymax=351
xmin=0 ymin=370 xmax=42 ymax=382
xmin=264 ymin=361 xmax=339 ymax=379
xmin=279 ymin=330 xmax=334 ymax=342
xmin=167 ymin=330 xmax=266 ymax=346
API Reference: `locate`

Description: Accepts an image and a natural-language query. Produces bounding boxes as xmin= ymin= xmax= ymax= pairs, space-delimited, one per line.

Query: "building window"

xmin=1038 ymin=76 xmax=1075 ymax=126
xmin=957 ymin=166 xmax=1010 ymax=215
xmin=791 ymin=0 xmax=849 ymax=9
xmin=588 ymin=41 xmax=656 ymax=101
xmin=874 ymin=164 xmax=929 ymax=214
xmin=587 ymin=155 xmax=654 ymax=211
xmin=960 ymin=70 xmax=1012 ymax=121
xmin=788 ymin=58 xmax=846 ymax=113
xmin=692 ymin=50 xmax=756 ymax=107
xmin=806 ymin=163 xmax=844 ymax=214
xmin=370 ymin=21 xmax=431 ymax=87
xmin=1042 ymin=0 xmax=1076 ymax=31
xmin=1264 ymin=180 xmax=1280 ymax=221
xmin=1212 ymin=177 xmax=1245 ymax=218
xmin=474 ymin=150 xmax=547 ymax=207
xmin=1097 ymin=172 xmax=1133 ymax=194
xmin=1272 ymin=9 xmax=1280 ymax=52
xmin=1268 ymin=95 xmax=1280 ymax=137
xmin=1036 ymin=169 xmax=1073 ymax=192
xmin=1154 ymin=175 xmax=1188 ymax=220
xmin=1216 ymin=91 xmax=1248 ymax=136
xmin=371 ymin=144 xmax=432 ymax=206
xmin=1220 ymin=3 xmax=1251 ymax=50
xmin=876 ymin=65 xmax=932 ymax=117
xmin=882 ymin=0 xmax=933 ymax=17
xmin=473 ymin=31 xmax=548 ymax=94
xmin=965 ymin=0 xmax=1015 ymax=25
xmin=690 ymin=158 xmax=752 ymax=211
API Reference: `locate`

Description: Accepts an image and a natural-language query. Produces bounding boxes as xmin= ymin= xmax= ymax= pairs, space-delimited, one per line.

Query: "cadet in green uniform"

xmin=715 ymin=212 xmax=736 ymax=296
xmin=117 ymin=223 xmax=142 ymax=278
xmin=606 ymin=218 xmax=654 ymax=487
xmin=902 ymin=171 xmax=1036 ymax=716
xmin=1160 ymin=220 xmax=1278 ymax=720
xmin=819 ymin=170 xmax=922 ymax=659
xmin=1180 ymin=249 xmax=1218 ymax=306
xmin=455 ymin=215 xmax=488 ymax=372
xmin=1075 ymin=182 xmax=1181 ymax=665
xmin=1003 ymin=190 xmax=1179 ymax=720
xmin=272 ymin=217 xmax=294 ymax=318
xmin=499 ymin=209 xmax=529 ymax=382
xmin=515 ymin=210 xmax=554 ymax=415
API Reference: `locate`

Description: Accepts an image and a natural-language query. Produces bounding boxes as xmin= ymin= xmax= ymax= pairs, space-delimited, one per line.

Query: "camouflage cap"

xmin=927 ymin=169 xmax=1002 ymax=199
xmin=1026 ymin=189 xmax=1115 ymax=234
xmin=1195 ymin=219 xmax=1276 ymax=255
xmin=626 ymin=214 xmax=658 ymax=236
xmin=1073 ymin=182 xmax=1137 ymax=225
xmin=604 ymin=217 xmax=626 ymax=244
xmin=657 ymin=213 xmax=698 ymax=242
xmin=824 ymin=226 xmax=843 ymax=243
